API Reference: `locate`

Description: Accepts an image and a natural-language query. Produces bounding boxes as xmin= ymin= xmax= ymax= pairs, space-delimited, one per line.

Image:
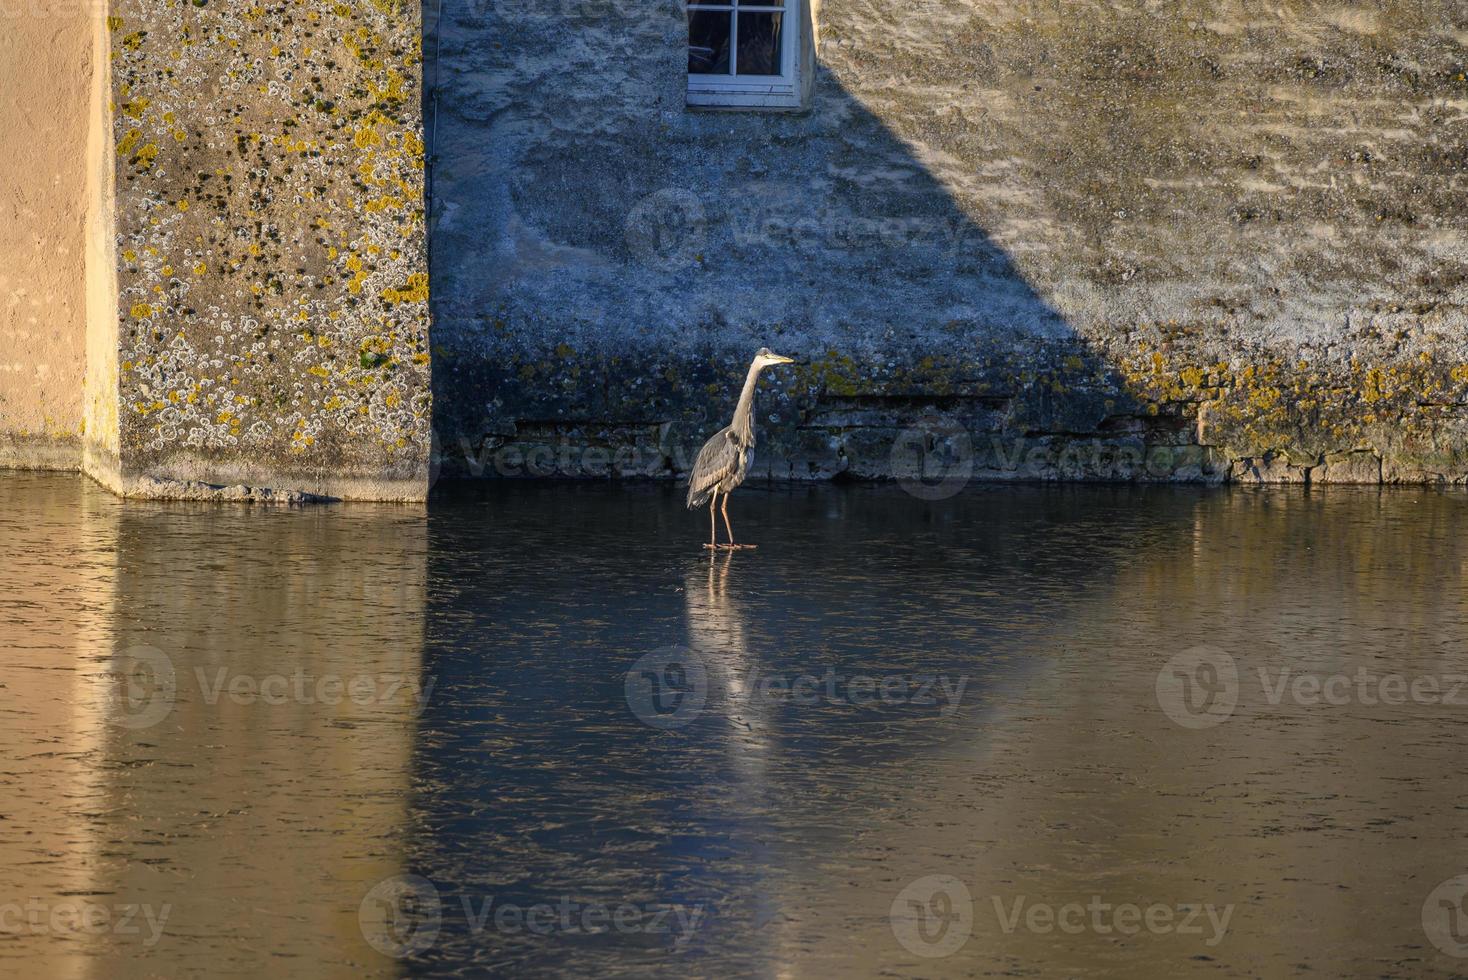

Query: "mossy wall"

xmin=95 ymin=0 xmax=432 ymax=499
xmin=5 ymin=2 xmax=1466 ymax=492
xmin=427 ymin=0 xmax=1468 ymax=484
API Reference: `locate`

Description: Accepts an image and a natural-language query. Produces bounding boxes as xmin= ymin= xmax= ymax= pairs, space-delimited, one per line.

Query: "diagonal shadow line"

xmin=421 ymin=4 xmax=1203 ymax=485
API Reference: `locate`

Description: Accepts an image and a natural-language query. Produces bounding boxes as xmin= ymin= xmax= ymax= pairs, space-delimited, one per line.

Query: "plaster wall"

xmin=0 ymin=1 xmax=92 ymax=470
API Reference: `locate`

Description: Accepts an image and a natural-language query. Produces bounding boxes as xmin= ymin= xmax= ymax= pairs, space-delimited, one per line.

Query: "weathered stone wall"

xmin=89 ymin=0 xmax=433 ymax=500
xmin=0 ymin=1 xmax=92 ymax=470
xmin=428 ymin=0 xmax=1468 ymax=484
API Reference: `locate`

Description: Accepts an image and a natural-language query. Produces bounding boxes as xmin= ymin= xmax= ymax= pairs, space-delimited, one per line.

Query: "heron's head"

xmin=754 ymin=347 xmax=795 ymax=368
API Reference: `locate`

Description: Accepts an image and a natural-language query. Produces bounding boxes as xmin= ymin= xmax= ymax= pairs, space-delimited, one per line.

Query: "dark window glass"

xmin=688 ymin=10 xmax=732 ymax=74
xmin=735 ymin=11 xmax=782 ymax=75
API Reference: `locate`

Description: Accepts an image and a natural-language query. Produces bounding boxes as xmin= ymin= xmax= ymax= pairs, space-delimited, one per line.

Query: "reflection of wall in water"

xmin=0 ymin=478 xmax=116 ymax=979
xmin=0 ymin=476 xmax=428 ymax=977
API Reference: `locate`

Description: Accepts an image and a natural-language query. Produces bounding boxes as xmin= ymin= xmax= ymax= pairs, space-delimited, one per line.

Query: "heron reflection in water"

xmin=686 ymin=347 xmax=795 ymax=549
xmin=684 ymin=551 xmax=771 ymax=774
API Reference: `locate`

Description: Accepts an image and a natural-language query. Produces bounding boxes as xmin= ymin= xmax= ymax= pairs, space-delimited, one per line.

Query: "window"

xmin=687 ymin=0 xmax=809 ymax=110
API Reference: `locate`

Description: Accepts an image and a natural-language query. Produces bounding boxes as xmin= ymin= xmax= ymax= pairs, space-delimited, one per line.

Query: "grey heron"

xmin=686 ymin=347 xmax=795 ymax=549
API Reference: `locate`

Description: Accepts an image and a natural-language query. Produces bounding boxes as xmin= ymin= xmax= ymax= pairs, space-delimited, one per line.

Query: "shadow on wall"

xmin=419 ymin=0 xmax=1458 ymax=486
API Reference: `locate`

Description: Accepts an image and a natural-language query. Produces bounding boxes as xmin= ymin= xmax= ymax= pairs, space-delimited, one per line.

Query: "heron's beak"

xmin=768 ymin=353 xmax=795 ymax=365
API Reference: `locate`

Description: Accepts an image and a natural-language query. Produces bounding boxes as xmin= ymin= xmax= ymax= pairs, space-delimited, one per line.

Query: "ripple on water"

xmin=1 ymin=472 xmax=1467 ymax=977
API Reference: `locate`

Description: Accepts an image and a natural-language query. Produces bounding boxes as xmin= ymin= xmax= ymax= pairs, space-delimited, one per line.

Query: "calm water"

xmin=3 ymin=471 xmax=1468 ymax=977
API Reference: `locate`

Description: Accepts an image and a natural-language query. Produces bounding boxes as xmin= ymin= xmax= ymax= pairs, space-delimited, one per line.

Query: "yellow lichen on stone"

xmin=381 ymin=272 xmax=428 ymax=305
xmin=117 ymin=129 xmax=143 ymax=157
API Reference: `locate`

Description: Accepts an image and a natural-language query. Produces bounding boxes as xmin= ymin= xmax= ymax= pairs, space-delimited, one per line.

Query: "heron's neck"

xmin=731 ymin=360 xmax=763 ymax=445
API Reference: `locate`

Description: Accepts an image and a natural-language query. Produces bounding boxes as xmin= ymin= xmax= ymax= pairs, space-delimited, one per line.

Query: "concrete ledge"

xmin=0 ymin=435 xmax=83 ymax=473
xmin=83 ymin=446 xmax=425 ymax=503
xmin=82 ymin=471 xmax=335 ymax=504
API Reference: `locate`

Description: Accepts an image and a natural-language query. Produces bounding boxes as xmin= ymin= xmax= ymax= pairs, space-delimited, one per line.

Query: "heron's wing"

xmin=686 ymin=427 xmax=740 ymax=507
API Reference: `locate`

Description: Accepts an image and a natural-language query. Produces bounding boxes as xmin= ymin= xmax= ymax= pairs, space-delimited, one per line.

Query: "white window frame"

xmin=686 ymin=0 xmax=809 ymax=111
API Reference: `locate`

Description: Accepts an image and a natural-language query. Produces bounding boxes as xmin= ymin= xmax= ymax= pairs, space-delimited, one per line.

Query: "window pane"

xmin=735 ymin=11 xmax=782 ymax=75
xmin=688 ymin=10 xmax=732 ymax=74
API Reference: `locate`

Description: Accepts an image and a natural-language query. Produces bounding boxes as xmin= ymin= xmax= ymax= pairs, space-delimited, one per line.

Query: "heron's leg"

xmin=706 ymin=494 xmax=718 ymax=549
xmin=721 ymin=493 xmax=736 ymax=547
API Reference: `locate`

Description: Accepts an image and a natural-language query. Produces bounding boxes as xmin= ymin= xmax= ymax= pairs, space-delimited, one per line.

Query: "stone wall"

xmin=0 ymin=1 xmax=92 ymax=471
xmin=88 ymin=0 xmax=433 ymax=500
xmin=4 ymin=2 xmax=1467 ymax=494
xmin=427 ymin=0 xmax=1468 ymax=484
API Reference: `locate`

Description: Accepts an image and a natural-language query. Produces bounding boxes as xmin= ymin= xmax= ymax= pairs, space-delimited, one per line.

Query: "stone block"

xmin=84 ymin=1 xmax=432 ymax=501
xmin=1310 ymin=452 xmax=1382 ymax=485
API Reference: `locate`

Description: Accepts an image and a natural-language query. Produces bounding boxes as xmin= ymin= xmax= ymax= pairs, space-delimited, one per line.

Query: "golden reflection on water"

xmin=0 ymin=475 xmax=426 ymax=977
xmin=713 ymin=488 xmax=1468 ymax=979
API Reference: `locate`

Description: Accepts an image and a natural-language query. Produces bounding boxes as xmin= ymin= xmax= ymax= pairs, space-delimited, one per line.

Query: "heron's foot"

xmin=723 ymin=543 xmax=757 ymax=550
xmin=703 ymin=543 xmax=721 ymax=550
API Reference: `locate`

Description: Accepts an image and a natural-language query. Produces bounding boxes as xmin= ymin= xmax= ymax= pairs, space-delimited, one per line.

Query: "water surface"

xmin=2 ymin=472 xmax=1467 ymax=977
